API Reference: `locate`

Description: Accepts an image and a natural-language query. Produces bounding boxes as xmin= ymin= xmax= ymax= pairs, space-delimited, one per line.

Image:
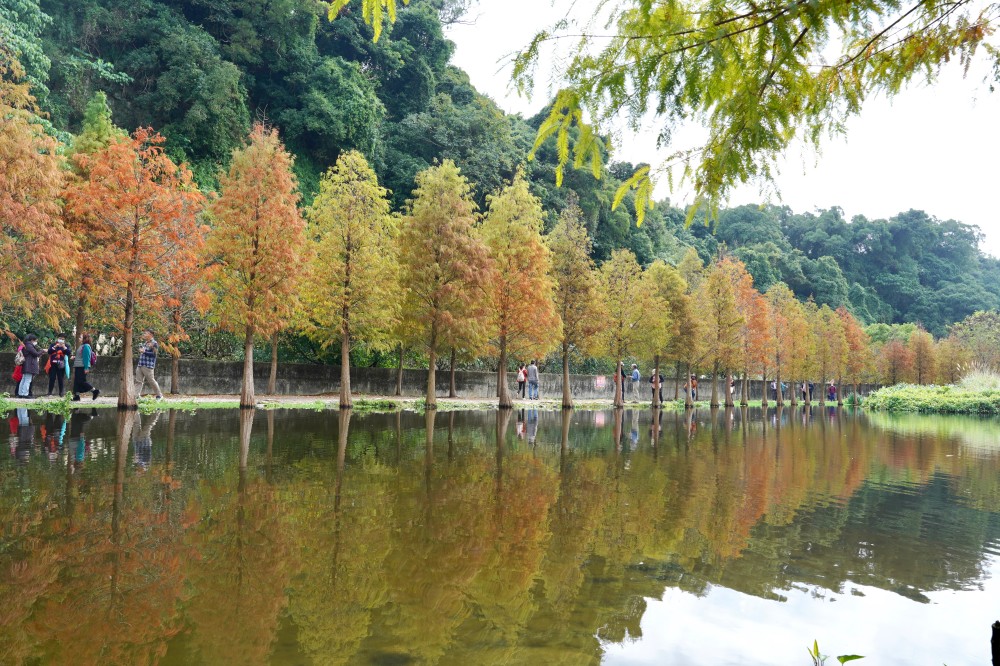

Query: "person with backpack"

xmin=72 ymin=333 xmax=100 ymax=402
xmin=135 ymin=328 xmax=164 ymax=400
xmin=46 ymin=335 xmax=72 ymax=396
xmin=516 ymin=364 xmax=527 ymax=399
xmin=527 ymin=360 xmax=540 ymax=400
xmin=630 ymin=364 xmax=641 ymax=402
xmin=16 ymin=335 xmax=42 ymax=399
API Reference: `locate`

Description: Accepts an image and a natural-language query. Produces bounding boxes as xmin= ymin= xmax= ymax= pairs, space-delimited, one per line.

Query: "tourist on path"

xmin=827 ymin=383 xmax=837 ymax=402
xmin=17 ymin=335 xmax=42 ymax=399
xmin=630 ymin=364 xmax=641 ymax=402
xmin=135 ymin=329 xmax=164 ymax=400
xmin=517 ymin=364 xmax=527 ymax=399
xmin=649 ymin=368 xmax=665 ymax=405
xmin=527 ymin=360 xmax=540 ymax=400
xmin=46 ymin=335 xmax=71 ymax=396
xmin=72 ymin=333 xmax=100 ymax=402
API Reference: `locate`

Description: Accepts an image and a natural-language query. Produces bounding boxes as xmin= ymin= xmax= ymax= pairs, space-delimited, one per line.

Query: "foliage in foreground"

xmin=808 ymin=639 xmax=863 ymax=665
xmin=864 ymin=384 xmax=1000 ymax=415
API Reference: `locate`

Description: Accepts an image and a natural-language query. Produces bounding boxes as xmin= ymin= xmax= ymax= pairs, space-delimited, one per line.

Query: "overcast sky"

xmin=445 ymin=0 xmax=1000 ymax=257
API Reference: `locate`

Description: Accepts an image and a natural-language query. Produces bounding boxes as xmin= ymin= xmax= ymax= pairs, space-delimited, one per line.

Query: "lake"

xmin=1 ymin=406 xmax=998 ymax=665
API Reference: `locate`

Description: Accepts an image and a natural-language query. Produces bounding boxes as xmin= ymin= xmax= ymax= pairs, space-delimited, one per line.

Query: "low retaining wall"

xmin=0 ymin=353 xmax=880 ymax=401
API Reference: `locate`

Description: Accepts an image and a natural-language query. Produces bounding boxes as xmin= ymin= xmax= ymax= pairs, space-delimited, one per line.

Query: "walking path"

xmin=2 ymin=393 xmax=713 ymax=412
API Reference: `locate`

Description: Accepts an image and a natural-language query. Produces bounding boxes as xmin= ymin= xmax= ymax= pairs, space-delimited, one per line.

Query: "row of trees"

xmin=0 ymin=57 xmax=984 ymax=411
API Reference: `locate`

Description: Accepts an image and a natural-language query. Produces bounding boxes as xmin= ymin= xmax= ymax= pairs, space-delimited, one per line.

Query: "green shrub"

xmin=864 ymin=383 xmax=1000 ymax=414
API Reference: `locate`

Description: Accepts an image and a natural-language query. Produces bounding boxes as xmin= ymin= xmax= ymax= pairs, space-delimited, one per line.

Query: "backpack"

xmin=13 ymin=348 xmax=24 ymax=366
xmin=90 ymin=348 xmax=98 ymax=367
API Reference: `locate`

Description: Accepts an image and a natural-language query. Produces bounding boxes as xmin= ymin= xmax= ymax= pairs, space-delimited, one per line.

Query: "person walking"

xmin=516 ymin=364 xmax=527 ymax=399
xmin=17 ymin=335 xmax=42 ymax=399
xmin=649 ymin=368 xmax=665 ymax=405
xmin=72 ymin=333 xmax=100 ymax=402
xmin=527 ymin=360 xmax=540 ymax=401
xmin=135 ymin=329 xmax=164 ymax=400
xmin=630 ymin=364 xmax=641 ymax=402
xmin=46 ymin=335 xmax=72 ymax=396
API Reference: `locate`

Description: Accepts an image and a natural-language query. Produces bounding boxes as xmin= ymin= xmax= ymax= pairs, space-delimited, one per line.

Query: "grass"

xmin=863 ymin=383 xmax=1000 ymax=415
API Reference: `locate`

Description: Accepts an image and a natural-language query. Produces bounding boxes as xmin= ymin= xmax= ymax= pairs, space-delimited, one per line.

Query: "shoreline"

xmin=0 ymin=393 xmax=810 ymax=415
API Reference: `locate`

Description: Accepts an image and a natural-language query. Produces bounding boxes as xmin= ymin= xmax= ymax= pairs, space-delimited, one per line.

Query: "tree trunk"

xmin=684 ymin=363 xmax=693 ymax=409
xmin=118 ymin=289 xmax=137 ymax=410
xmin=819 ymin=374 xmax=827 ymax=406
xmin=425 ymin=342 xmax=437 ymax=410
xmin=761 ymin=374 xmax=768 ymax=408
xmin=837 ymin=375 xmax=844 ymax=406
xmin=740 ymin=372 xmax=748 ymax=407
xmin=674 ymin=361 xmax=681 ymax=400
xmin=241 ymin=327 xmax=255 ymax=408
xmin=853 ymin=381 xmax=859 ymax=403
xmin=266 ymin=332 xmax=278 ymax=395
xmin=448 ymin=347 xmax=458 ymax=398
xmin=724 ymin=370 xmax=734 ymax=407
xmin=561 ymin=344 xmax=573 ymax=410
xmin=613 ymin=360 xmax=624 ymax=409
xmin=776 ymin=368 xmax=784 ymax=406
xmin=497 ymin=339 xmax=512 ymax=408
xmin=652 ymin=354 xmax=661 ymax=409
xmin=74 ymin=296 xmax=86 ymax=348
xmin=395 ymin=344 xmax=403 ymax=396
xmin=339 ymin=328 xmax=352 ymax=409
xmin=790 ymin=375 xmax=799 ymax=406
xmin=171 ymin=355 xmax=180 ymax=395
xmin=710 ymin=362 xmax=719 ymax=407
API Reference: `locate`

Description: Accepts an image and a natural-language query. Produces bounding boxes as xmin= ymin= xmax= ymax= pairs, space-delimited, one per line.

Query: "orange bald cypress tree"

xmin=0 ymin=59 xmax=76 ymax=322
xmin=398 ymin=160 xmax=491 ymax=409
xmin=206 ymin=124 xmax=306 ymax=408
xmin=65 ymin=128 xmax=204 ymax=409
xmin=481 ymin=172 xmax=560 ymax=408
xmin=837 ymin=306 xmax=870 ymax=400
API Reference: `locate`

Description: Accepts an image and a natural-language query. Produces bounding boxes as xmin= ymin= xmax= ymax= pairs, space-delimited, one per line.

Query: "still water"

xmin=2 ymin=406 xmax=999 ymax=665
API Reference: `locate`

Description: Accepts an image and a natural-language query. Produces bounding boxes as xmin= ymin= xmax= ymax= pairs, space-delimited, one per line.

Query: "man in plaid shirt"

xmin=136 ymin=328 xmax=164 ymax=400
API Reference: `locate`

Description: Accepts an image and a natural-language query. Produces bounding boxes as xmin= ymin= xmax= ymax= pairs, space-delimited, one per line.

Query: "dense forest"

xmin=4 ymin=0 xmax=1000 ymax=338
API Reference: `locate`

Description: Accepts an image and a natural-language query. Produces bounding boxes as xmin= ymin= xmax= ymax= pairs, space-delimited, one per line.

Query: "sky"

xmin=444 ymin=0 xmax=1000 ymax=257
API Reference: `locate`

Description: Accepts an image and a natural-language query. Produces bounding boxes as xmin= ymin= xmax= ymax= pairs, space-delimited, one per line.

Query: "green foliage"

xmin=0 ymin=0 xmax=51 ymax=102
xmin=513 ymin=0 xmax=997 ymax=222
xmin=808 ymin=639 xmax=864 ymax=665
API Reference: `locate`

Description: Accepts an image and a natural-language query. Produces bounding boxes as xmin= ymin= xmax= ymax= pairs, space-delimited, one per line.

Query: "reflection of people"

xmin=69 ymin=409 xmax=97 ymax=467
xmin=43 ymin=413 xmax=66 ymax=462
xmin=15 ymin=408 xmax=33 ymax=463
xmin=132 ymin=412 xmax=161 ymax=471
xmin=516 ymin=409 xmax=525 ymax=439
xmin=630 ymin=410 xmax=639 ymax=446
xmin=526 ymin=409 xmax=538 ymax=445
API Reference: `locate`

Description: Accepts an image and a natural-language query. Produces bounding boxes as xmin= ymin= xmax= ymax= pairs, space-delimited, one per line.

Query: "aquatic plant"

xmin=807 ymin=639 xmax=863 ymax=665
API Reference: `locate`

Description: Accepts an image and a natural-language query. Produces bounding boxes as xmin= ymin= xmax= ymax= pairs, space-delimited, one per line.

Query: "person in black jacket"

xmin=17 ymin=334 xmax=42 ymax=398
xmin=47 ymin=335 xmax=71 ymax=396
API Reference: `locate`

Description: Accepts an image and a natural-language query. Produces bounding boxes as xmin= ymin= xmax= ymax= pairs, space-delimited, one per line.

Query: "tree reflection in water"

xmin=0 ymin=407 xmax=998 ymax=664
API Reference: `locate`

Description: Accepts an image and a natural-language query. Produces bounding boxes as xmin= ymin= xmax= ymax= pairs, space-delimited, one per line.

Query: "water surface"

xmin=2 ymin=406 xmax=999 ymax=664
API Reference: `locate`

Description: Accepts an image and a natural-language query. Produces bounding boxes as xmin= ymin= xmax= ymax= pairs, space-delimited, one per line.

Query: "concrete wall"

xmin=0 ymin=352 xmax=881 ymax=400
